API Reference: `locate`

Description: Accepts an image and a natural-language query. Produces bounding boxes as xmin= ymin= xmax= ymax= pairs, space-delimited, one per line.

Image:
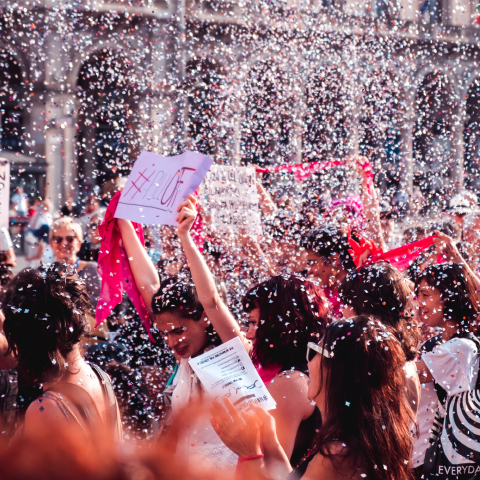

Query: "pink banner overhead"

xmin=255 ymin=158 xmax=374 ymax=182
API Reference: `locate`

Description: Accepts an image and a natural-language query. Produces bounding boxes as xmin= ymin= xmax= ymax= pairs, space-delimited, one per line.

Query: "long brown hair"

xmin=314 ymin=316 xmax=414 ymax=480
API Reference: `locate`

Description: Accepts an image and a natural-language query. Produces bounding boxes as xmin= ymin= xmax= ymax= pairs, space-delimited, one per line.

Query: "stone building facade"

xmin=1 ymin=0 xmax=480 ymax=210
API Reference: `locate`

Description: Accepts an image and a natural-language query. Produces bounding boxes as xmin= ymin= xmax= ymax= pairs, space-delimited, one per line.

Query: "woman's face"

xmin=155 ymin=311 xmax=208 ymax=359
xmin=307 ymin=353 xmax=327 ymax=416
xmin=417 ymin=279 xmax=445 ymax=328
xmin=302 ymin=250 xmax=337 ymax=288
xmin=50 ymin=227 xmax=82 ymax=261
xmin=245 ymin=307 xmax=260 ymax=345
xmin=88 ymin=222 xmax=102 ymax=245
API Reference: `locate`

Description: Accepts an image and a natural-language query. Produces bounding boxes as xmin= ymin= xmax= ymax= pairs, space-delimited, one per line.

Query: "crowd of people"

xmin=0 ymin=155 xmax=480 ymax=480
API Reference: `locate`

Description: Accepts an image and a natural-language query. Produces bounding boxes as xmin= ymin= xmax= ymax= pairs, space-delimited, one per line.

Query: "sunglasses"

xmin=306 ymin=341 xmax=333 ymax=362
xmin=52 ymin=235 xmax=77 ymax=245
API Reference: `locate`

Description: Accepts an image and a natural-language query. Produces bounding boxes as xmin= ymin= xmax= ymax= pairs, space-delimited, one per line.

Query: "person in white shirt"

xmin=25 ymin=199 xmax=53 ymax=267
xmin=10 ymin=186 xmax=28 ymax=217
xmin=412 ymin=261 xmax=480 ymax=478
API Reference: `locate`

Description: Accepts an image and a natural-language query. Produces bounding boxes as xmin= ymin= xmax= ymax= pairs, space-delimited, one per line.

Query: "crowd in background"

xmin=0 ymin=155 xmax=479 ymax=479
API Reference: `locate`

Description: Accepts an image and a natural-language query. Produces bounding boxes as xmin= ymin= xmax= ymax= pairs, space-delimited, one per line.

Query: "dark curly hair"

xmin=338 ymin=263 xmax=421 ymax=361
xmin=1 ymin=263 xmax=92 ymax=385
xmin=242 ymin=275 xmax=330 ymax=369
xmin=414 ymin=263 xmax=480 ymax=333
xmin=301 ymin=227 xmax=358 ymax=272
xmin=151 ymin=272 xmax=227 ymax=347
xmin=314 ymin=316 xmax=414 ymax=480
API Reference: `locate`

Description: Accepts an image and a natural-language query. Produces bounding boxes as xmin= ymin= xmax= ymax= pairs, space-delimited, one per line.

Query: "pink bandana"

xmin=95 ymin=191 xmax=153 ymax=340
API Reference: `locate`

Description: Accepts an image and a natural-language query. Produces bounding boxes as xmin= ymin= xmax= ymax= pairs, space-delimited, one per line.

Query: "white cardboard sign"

xmin=188 ymin=337 xmax=276 ymax=412
xmin=114 ymin=151 xmax=213 ymax=225
xmin=204 ymin=165 xmax=261 ymax=233
xmin=0 ymin=159 xmax=10 ymax=229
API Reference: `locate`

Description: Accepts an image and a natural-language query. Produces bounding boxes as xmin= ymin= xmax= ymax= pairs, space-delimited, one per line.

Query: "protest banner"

xmin=189 ymin=337 xmax=277 ymax=412
xmin=114 ymin=151 xmax=213 ymax=226
xmin=0 ymin=158 xmax=10 ymax=229
xmin=203 ymin=165 xmax=261 ymax=234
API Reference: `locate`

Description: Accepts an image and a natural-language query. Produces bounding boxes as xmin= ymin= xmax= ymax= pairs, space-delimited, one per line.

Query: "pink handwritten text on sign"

xmin=114 ymin=151 xmax=213 ymax=226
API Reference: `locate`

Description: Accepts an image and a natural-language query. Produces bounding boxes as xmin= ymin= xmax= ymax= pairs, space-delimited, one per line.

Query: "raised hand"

xmin=434 ymin=230 xmax=462 ymax=263
xmin=176 ymin=194 xmax=198 ymax=239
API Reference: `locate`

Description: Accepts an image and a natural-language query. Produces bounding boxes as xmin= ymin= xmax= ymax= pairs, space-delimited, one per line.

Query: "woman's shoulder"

xmin=269 ymin=370 xmax=314 ymax=417
xmin=273 ymin=369 xmax=309 ymax=388
xmin=25 ymin=395 xmax=69 ymax=428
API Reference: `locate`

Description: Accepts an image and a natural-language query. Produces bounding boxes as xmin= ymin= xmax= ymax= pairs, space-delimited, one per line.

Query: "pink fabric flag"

xmin=95 ymin=191 xmax=153 ymax=340
xmin=363 ymin=235 xmax=443 ymax=272
xmin=255 ymin=158 xmax=375 ymax=183
xmin=255 ymin=159 xmax=347 ymax=181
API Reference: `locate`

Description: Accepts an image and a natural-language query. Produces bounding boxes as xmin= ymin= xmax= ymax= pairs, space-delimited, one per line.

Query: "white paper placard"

xmin=188 ymin=337 xmax=276 ymax=412
xmin=0 ymin=159 xmax=10 ymax=229
xmin=114 ymin=151 xmax=213 ymax=226
xmin=204 ymin=165 xmax=262 ymax=234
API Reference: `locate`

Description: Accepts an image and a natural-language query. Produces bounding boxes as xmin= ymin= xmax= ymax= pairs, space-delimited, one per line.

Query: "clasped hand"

xmin=210 ymin=397 xmax=278 ymax=459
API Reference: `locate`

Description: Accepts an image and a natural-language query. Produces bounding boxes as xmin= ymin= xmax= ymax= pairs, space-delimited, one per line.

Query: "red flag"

xmin=363 ymin=235 xmax=442 ymax=272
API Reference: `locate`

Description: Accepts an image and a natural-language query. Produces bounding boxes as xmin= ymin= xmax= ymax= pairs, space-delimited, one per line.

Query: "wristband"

xmin=239 ymin=454 xmax=264 ymax=463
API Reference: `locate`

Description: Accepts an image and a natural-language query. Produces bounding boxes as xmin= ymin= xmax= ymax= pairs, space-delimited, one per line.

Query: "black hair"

xmin=242 ymin=275 xmax=330 ymax=369
xmin=2 ymin=263 xmax=92 ymax=385
xmin=415 ymin=263 xmax=480 ymax=333
xmin=301 ymin=227 xmax=357 ymax=271
xmin=151 ymin=272 xmax=227 ymax=347
xmin=339 ymin=263 xmax=420 ymax=361
xmin=152 ymin=274 xmax=204 ymax=321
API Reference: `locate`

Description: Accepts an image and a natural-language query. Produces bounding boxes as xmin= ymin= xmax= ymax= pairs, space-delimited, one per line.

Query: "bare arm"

xmin=0 ymin=312 xmax=16 ymax=369
xmin=434 ymin=230 xmax=480 ymax=291
xmin=176 ymin=195 xmax=250 ymax=349
xmin=416 ymin=356 xmax=434 ymax=384
xmin=351 ymin=156 xmax=386 ymax=250
xmin=237 ymin=232 xmax=277 ymax=278
xmin=24 ymin=397 xmax=72 ymax=436
xmin=256 ymin=176 xmax=278 ymax=218
xmin=117 ymin=219 xmax=160 ymax=313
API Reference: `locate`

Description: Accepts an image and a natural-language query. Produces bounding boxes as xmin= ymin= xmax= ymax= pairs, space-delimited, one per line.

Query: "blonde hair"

xmin=49 ymin=217 xmax=84 ymax=242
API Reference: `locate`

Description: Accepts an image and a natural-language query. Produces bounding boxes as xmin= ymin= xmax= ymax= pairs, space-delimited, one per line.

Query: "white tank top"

xmin=171 ymin=358 xmax=238 ymax=474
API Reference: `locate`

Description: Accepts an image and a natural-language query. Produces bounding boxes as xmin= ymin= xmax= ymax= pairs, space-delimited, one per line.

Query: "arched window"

xmin=186 ymin=58 xmax=225 ymax=157
xmin=240 ymin=61 xmax=294 ymax=166
xmin=359 ymin=70 xmax=403 ymax=198
xmin=414 ymin=72 xmax=456 ymax=206
xmin=303 ymin=65 xmax=347 ymax=162
xmin=0 ymin=51 xmax=25 ymax=152
xmin=464 ymin=77 xmax=480 ymax=195
xmin=77 ymin=49 xmax=139 ymax=196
